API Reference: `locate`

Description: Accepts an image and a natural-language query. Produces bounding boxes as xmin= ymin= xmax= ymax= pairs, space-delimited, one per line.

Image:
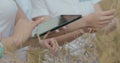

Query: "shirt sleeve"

xmin=31 ymin=0 xmax=49 ymax=18
xmin=91 ymin=0 xmax=101 ymax=4
xmin=16 ymin=0 xmax=32 ymax=19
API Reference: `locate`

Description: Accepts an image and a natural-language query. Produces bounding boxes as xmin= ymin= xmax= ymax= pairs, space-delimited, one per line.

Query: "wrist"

xmin=80 ymin=15 xmax=97 ymax=33
xmin=1 ymin=37 xmax=17 ymax=49
xmin=82 ymin=16 xmax=91 ymax=27
xmin=84 ymin=13 xmax=96 ymax=27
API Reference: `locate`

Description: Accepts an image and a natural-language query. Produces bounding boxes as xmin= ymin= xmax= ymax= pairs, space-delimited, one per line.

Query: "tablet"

xmin=33 ymin=15 xmax=82 ymax=37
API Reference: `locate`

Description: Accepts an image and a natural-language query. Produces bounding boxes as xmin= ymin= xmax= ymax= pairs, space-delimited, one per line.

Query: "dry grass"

xmin=96 ymin=0 xmax=120 ymax=63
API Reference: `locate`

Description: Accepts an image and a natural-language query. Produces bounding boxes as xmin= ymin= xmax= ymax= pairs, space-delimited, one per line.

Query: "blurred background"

xmin=96 ymin=0 xmax=120 ymax=63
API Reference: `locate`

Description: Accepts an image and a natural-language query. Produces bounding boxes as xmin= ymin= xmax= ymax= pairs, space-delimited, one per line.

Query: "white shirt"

xmin=32 ymin=0 xmax=100 ymax=17
xmin=16 ymin=0 xmax=32 ymax=20
xmin=0 ymin=0 xmax=17 ymax=38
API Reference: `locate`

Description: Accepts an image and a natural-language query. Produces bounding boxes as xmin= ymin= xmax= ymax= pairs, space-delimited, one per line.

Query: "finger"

xmin=32 ymin=17 xmax=44 ymax=28
xmin=51 ymin=39 xmax=59 ymax=55
xmin=59 ymin=26 xmax=68 ymax=30
xmin=62 ymin=26 xmax=67 ymax=30
xmin=99 ymin=20 xmax=111 ymax=25
xmin=45 ymin=42 xmax=52 ymax=50
xmin=100 ymin=15 xmax=115 ymax=21
xmin=55 ymin=30 xmax=60 ymax=33
xmin=51 ymin=38 xmax=58 ymax=53
xmin=102 ymin=9 xmax=115 ymax=16
xmin=50 ymin=39 xmax=56 ymax=52
xmin=54 ymin=26 xmax=68 ymax=33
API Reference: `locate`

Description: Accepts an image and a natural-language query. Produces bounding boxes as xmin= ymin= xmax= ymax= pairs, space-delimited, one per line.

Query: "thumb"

xmin=32 ymin=17 xmax=45 ymax=28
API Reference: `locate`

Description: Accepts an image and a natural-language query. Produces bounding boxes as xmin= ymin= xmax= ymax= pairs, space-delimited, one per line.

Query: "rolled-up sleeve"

xmin=31 ymin=0 xmax=49 ymax=18
xmin=91 ymin=0 xmax=101 ymax=4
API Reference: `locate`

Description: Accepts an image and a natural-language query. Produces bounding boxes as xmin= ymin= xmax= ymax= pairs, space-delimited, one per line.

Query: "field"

xmin=96 ymin=0 xmax=120 ymax=63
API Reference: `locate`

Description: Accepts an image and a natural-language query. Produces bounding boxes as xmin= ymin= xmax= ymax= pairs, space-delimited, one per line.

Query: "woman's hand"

xmin=85 ymin=9 xmax=116 ymax=31
xmin=40 ymin=39 xmax=59 ymax=54
xmin=100 ymin=18 xmax=118 ymax=33
xmin=37 ymin=34 xmax=58 ymax=55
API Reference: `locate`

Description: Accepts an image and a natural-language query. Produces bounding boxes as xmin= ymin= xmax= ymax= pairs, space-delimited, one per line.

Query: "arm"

xmin=46 ymin=9 xmax=115 ymax=38
xmin=45 ymin=9 xmax=115 ymax=45
xmin=1 ymin=4 xmax=43 ymax=51
xmin=54 ymin=29 xmax=85 ymax=45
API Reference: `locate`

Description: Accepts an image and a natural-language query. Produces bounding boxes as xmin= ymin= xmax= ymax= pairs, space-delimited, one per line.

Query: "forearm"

xmin=0 ymin=20 xmax=28 ymax=51
xmin=53 ymin=28 xmax=90 ymax=45
xmin=66 ymin=17 xmax=89 ymax=31
xmin=0 ymin=6 xmax=31 ymax=51
xmin=47 ymin=14 xmax=96 ymax=38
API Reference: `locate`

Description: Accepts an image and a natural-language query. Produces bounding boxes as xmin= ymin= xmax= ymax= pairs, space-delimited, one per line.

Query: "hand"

xmin=12 ymin=17 xmax=44 ymax=44
xmin=40 ymin=39 xmax=59 ymax=55
xmin=37 ymin=35 xmax=59 ymax=55
xmin=100 ymin=18 xmax=118 ymax=33
xmin=85 ymin=9 xmax=116 ymax=31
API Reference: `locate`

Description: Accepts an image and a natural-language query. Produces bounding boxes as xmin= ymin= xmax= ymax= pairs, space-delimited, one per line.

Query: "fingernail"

xmin=63 ymin=26 xmax=67 ymax=29
xmin=55 ymin=30 xmax=59 ymax=33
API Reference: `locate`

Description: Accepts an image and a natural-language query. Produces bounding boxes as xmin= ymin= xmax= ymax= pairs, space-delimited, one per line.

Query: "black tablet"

xmin=33 ymin=15 xmax=82 ymax=37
